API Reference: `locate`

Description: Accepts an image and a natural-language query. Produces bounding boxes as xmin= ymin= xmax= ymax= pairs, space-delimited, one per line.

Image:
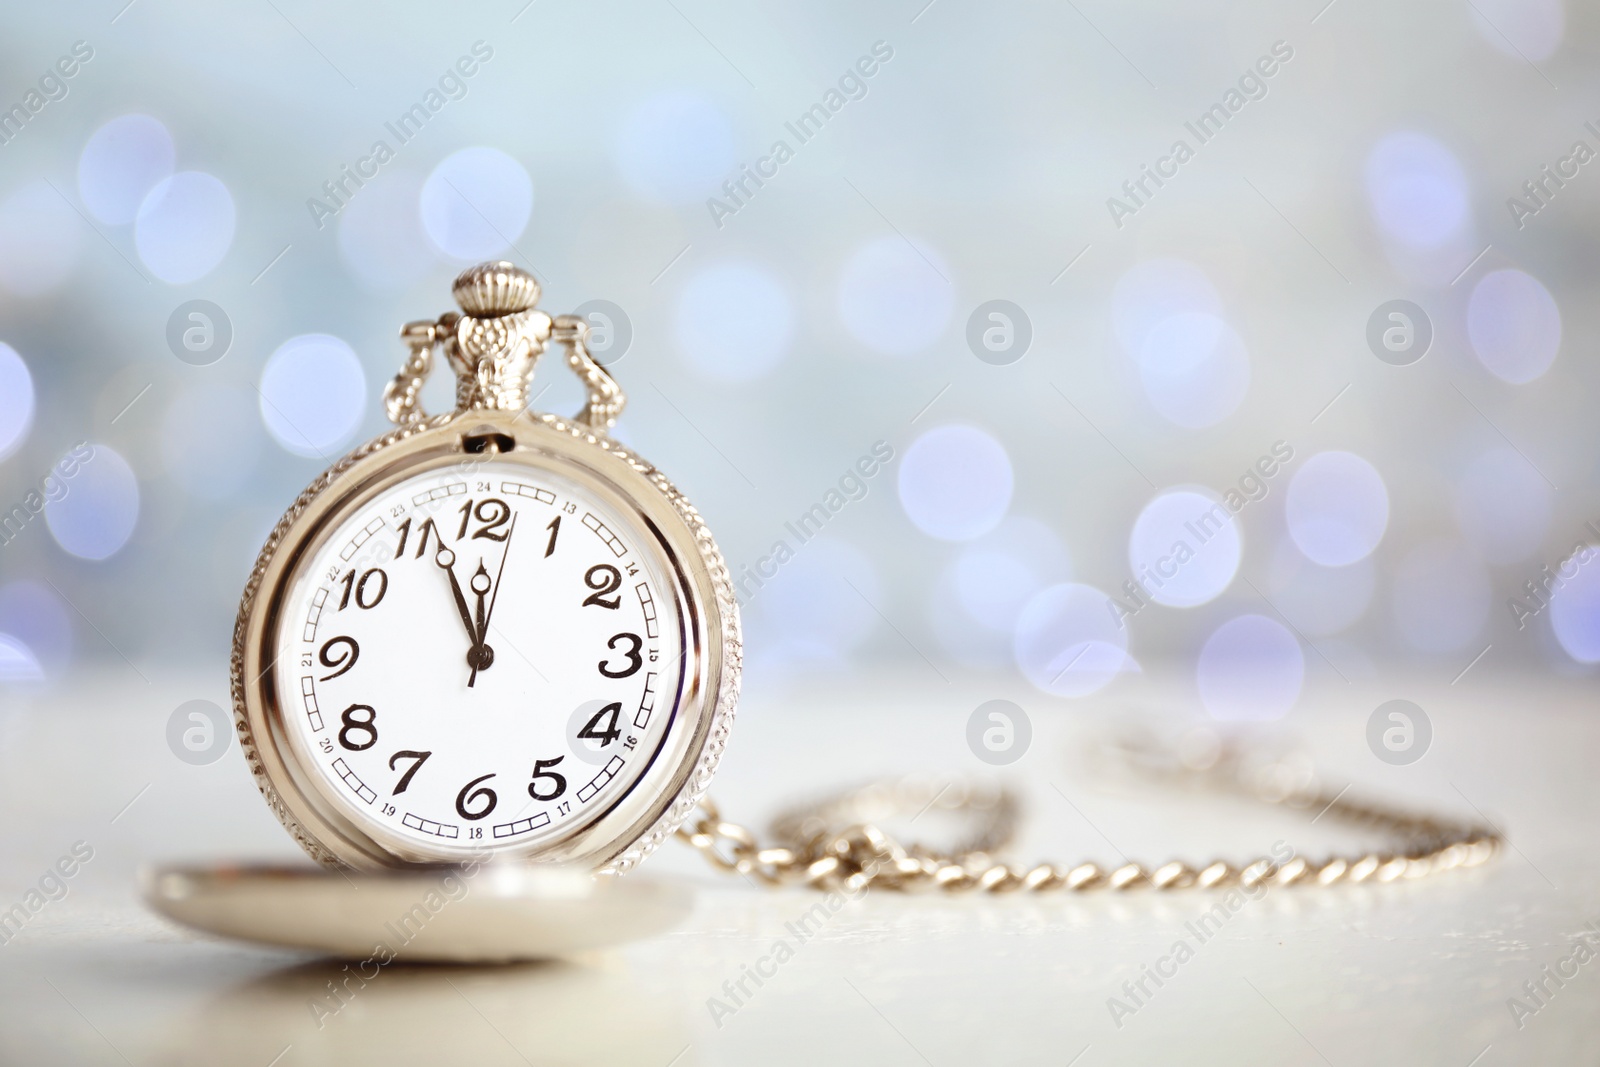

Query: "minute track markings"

xmin=492 ymin=812 xmax=551 ymax=839
xmin=581 ymin=512 xmax=627 ymax=557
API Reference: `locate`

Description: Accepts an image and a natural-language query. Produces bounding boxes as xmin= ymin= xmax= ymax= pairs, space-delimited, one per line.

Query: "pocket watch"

xmin=227 ymin=261 xmax=1498 ymax=907
xmin=231 ymin=262 xmax=739 ymax=874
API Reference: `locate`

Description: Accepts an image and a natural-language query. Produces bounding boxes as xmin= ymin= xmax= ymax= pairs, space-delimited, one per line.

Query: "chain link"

xmin=673 ymin=741 xmax=1502 ymax=894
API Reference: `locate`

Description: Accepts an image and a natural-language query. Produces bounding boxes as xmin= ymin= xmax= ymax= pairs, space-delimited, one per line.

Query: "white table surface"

xmin=1 ymin=666 xmax=1596 ymax=1066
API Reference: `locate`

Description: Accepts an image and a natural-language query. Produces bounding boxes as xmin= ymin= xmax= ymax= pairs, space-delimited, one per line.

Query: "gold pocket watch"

xmin=231 ymin=262 xmax=738 ymax=874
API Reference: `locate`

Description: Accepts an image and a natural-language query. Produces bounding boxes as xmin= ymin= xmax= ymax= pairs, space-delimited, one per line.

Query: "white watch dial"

xmin=272 ymin=459 xmax=684 ymax=858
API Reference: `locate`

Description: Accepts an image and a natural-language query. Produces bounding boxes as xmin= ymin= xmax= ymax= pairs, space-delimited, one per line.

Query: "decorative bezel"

xmin=230 ymin=408 xmax=740 ymax=873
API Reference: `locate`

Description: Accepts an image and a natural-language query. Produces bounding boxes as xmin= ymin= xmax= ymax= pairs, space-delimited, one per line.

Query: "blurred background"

xmin=0 ymin=0 xmax=1596 ymax=718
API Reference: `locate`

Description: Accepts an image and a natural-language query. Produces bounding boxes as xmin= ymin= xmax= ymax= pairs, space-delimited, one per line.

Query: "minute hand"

xmin=474 ymin=514 xmax=517 ymax=652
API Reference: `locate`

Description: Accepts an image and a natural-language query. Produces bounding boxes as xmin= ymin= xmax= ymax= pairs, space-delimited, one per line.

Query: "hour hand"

xmin=467 ymin=559 xmax=496 ymax=686
xmin=434 ymin=547 xmax=479 ymax=650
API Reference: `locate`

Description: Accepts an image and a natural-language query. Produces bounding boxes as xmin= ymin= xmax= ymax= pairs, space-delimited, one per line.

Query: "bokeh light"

xmin=1014 ymin=583 xmax=1129 ymax=697
xmin=0 ymin=633 xmax=43 ymax=682
xmin=1265 ymin=539 xmax=1373 ymax=635
xmin=931 ymin=518 xmax=1072 ymax=669
xmin=0 ymin=580 xmax=72 ymax=673
xmin=0 ymin=6 xmax=1592 ymax=702
xmin=1197 ymin=614 xmax=1304 ymax=721
xmin=78 ymin=114 xmax=174 ymax=226
xmin=1128 ymin=488 xmax=1241 ymax=607
xmin=674 ymin=262 xmax=795 ymax=381
xmin=1467 ymin=269 xmax=1560 ymax=384
xmin=1137 ymin=314 xmax=1250 ymax=428
xmin=1550 ymin=553 xmax=1600 ymax=663
xmin=258 ymin=334 xmax=367 ymax=458
xmin=837 ymin=236 xmax=952 ymax=356
xmin=44 ymin=443 xmax=140 ymax=561
xmin=161 ymin=384 xmax=263 ymax=500
xmin=0 ymin=342 xmax=35 ymax=460
xmin=1364 ymin=132 xmax=1471 ymax=250
xmin=338 ymin=170 xmax=437 ymax=291
xmin=950 ymin=516 xmax=1072 ymax=631
xmin=898 ymin=424 xmax=1013 ymax=541
xmin=420 ymin=147 xmax=533 ymax=260
xmin=0 ymin=179 xmax=83 ymax=297
xmin=135 ymin=172 xmax=235 ymax=284
xmin=1392 ymin=540 xmax=1491 ymax=654
xmin=1454 ymin=446 xmax=1552 ymax=564
xmin=613 ymin=91 xmax=735 ymax=203
xmin=1286 ymin=451 xmax=1389 ymax=566
xmin=1111 ymin=259 xmax=1222 ymax=356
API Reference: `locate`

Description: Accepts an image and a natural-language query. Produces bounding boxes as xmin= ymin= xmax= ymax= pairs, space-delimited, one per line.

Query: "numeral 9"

xmin=319 ymin=636 xmax=359 ymax=681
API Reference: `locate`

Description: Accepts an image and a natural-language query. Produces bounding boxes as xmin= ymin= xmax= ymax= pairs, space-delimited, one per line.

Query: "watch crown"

xmin=452 ymin=261 xmax=541 ymax=318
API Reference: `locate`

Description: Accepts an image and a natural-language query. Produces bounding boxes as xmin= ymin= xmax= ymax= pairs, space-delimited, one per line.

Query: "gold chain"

xmin=674 ymin=737 xmax=1501 ymax=893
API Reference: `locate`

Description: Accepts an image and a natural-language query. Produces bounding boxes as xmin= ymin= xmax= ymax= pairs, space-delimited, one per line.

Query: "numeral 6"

xmin=455 ymin=773 xmax=498 ymax=820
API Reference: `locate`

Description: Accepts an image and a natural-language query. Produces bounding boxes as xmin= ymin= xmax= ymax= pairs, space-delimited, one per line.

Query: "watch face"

xmin=269 ymin=456 xmax=686 ymax=861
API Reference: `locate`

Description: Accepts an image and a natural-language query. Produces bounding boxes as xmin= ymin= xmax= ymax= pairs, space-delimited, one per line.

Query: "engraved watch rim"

xmin=230 ymin=409 xmax=740 ymax=873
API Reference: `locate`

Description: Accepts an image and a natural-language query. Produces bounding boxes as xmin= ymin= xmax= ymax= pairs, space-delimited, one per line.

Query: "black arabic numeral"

xmin=544 ymin=515 xmax=560 ymax=557
xmin=583 ymin=564 xmax=621 ymax=609
xmin=598 ymin=633 xmax=643 ymax=679
xmin=388 ymin=750 xmax=432 ymax=794
xmin=356 ymin=568 xmax=387 ymax=608
xmin=338 ymin=704 xmax=378 ymax=751
xmin=395 ymin=517 xmax=441 ymax=560
xmin=319 ymin=636 xmax=359 ymax=680
xmin=472 ymin=498 xmax=511 ymax=541
xmin=527 ymin=756 xmax=567 ymax=801
xmin=339 ymin=568 xmax=387 ymax=610
xmin=578 ymin=702 xmax=622 ymax=746
xmin=457 ymin=498 xmax=511 ymax=542
xmin=455 ymin=773 xmax=498 ymax=820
